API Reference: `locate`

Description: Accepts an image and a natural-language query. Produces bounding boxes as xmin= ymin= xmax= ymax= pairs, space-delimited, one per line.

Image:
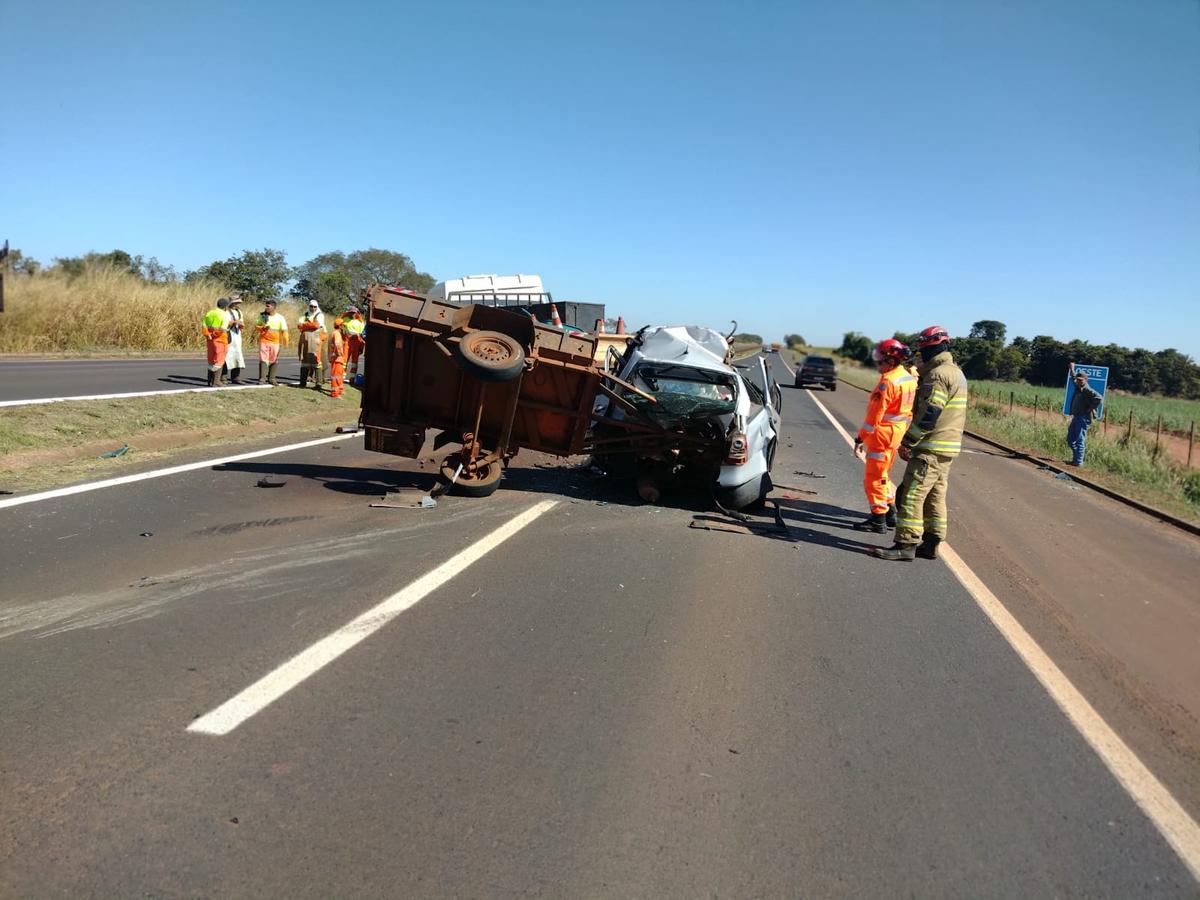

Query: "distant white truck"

xmin=429 ymin=274 xmax=550 ymax=306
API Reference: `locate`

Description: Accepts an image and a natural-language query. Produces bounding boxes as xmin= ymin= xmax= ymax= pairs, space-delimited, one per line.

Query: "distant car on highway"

xmin=795 ymin=354 xmax=838 ymax=391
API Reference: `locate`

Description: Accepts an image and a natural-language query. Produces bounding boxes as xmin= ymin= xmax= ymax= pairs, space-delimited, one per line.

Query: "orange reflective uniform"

xmin=328 ymin=327 xmax=347 ymax=398
xmin=857 ymin=365 xmax=918 ymax=514
xmin=202 ymin=307 xmax=230 ymax=371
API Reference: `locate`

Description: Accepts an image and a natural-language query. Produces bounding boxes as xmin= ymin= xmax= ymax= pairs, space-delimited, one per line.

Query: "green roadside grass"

xmin=968 ymin=378 xmax=1200 ymax=435
xmin=831 ymin=363 xmax=1200 ymax=523
xmin=0 ymin=387 xmax=362 ymax=493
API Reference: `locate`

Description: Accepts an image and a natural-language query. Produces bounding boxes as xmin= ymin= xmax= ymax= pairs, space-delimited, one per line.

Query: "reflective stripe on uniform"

xmin=866 ymin=451 xmax=885 ymax=460
xmin=883 ymin=413 xmax=907 ymax=422
xmin=861 ymin=423 xmax=876 ymax=433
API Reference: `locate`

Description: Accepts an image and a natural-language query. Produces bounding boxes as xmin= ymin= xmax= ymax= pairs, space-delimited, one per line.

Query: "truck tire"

xmin=455 ymin=331 xmax=525 ymax=382
xmin=439 ymin=457 xmax=503 ymax=497
xmin=829 ymin=383 xmax=837 ymax=392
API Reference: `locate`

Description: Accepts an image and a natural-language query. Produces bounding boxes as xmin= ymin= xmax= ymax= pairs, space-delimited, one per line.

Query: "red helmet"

xmin=916 ymin=325 xmax=951 ymax=350
xmin=872 ymin=338 xmax=910 ymax=364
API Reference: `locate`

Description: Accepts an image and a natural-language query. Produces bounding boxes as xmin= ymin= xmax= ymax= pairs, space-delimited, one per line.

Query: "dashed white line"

xmin=773 ymin=351 xmax=796 ymax=376
xmin=0 ymin=383 xmax=272 ymax=408
xmin=802 ymin=386 xmax=1200 ymax=882
xmin=188 ymin=498 xmax=560 ymax=735
xmin=0 ymin=434 xmax=346 ymax=511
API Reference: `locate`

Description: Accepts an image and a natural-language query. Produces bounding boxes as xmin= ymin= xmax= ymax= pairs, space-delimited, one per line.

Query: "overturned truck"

xmin=359 ymin=285 xmax=778 ymax=507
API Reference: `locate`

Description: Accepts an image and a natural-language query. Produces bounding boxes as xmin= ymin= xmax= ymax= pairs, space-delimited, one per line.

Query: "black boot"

xmin=916 ymin=535 xmax=942 ymax=560
xmin=299 ymin=365 xmax=308 ymax=389
xmin=853 ymin=512 xmax=888 ymax=533
xmin=873 ymin=543 xmax=917 ymax=561
xmin=206 ymin=370 xmax=216 ymax=387
xmin=886 ymin=504 xmax=897 ymax=528
xmin=258 ymin=362 xmax=267 ymax=385
xmin=268 ymin=363 xmax=279 ymax=386
xmin=230 ymin=367 xmax=242 ymax=384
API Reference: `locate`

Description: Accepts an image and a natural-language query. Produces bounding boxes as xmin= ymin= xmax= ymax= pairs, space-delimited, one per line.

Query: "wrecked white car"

xmin=592 ymin=325 xmax=781 ymax=509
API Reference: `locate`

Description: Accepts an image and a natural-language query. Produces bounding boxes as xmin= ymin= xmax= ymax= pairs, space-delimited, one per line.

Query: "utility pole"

xmin=0 ymin=240 xmax=9 ymax=313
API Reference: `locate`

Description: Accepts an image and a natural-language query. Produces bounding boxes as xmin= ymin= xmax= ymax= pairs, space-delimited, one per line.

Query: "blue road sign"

xmin=1063 ymin=364 xmax=1108 ymax=417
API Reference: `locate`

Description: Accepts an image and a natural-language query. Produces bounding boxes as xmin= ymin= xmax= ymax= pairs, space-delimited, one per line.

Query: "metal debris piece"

xmin=256 ymin=478 xmax=286 ymax=488
xmin=335 ymin=424 xmax=360 ymax=434
xmin=139 ymin=532 xmax=153 ymax=537
xmin=99 ymin=444 xmax=130 ymax=459
xmin=792 ymin=470 xmax=825 ymax=478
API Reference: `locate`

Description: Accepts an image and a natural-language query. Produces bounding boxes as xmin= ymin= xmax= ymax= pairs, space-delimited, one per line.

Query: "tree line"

xmin=838 ymin=320 xmax=1199 ymax=399
xmin=4 ymin=247 xmax=436 ymax=313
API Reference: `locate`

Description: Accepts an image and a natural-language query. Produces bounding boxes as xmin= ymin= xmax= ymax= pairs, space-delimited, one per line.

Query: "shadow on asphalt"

xmin=774 ymin=497 xmax=866 ymax=530
xmin=214 ymin=461 xmax=435 ymax=496
xmin=158 ymin=375 xmax=302 ymax=387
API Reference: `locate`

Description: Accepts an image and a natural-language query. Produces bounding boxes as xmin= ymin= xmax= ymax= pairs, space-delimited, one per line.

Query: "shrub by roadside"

xmin=0 ymin=268 xmax=302 ymax=353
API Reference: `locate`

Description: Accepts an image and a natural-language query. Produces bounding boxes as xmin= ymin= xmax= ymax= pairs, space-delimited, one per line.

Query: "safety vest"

xmin=343 ymin=315 xmax=365 ymax=337
xmin=903 ymin=351 xmax=968 ymax=457
xmin=858 ymin=365 xmax=917 ymax=450
xmin=202 ymin=307 xmax=229 ymax=342
xmin=257 ymin=312 xmax=289 ymax=344
xmin=328 ymin=328 xmax=346 ymax=363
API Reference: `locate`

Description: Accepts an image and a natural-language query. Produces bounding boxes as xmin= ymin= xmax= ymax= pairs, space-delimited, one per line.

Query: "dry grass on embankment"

xmin=0 ymin=269 xmax=301 ymax=353
xmin=0 ymin=387 xmax=362 ymax=492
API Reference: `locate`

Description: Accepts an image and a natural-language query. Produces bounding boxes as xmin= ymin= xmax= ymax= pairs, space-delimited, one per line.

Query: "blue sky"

xmin=3 ymin=0 xmax=1198 ymax=357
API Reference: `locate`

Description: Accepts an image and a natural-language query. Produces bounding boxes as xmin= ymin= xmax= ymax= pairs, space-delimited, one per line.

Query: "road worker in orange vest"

xmin=202 ymin=298 xmax=231 ymax=387
xmin=255 ymin=299 xmax=289 ymax=385
xmin=342 ymin=305 xmax=366 ymax=383
xmin=328 ymin=318 xmax=348 ymax=398
xmin=297 ymin=299 xmax=327 ymax=389
xmin=853 ymin=338 xmax=918 ymax=533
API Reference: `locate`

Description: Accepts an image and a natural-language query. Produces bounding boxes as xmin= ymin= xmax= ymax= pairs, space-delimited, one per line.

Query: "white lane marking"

xmin=188 ymin=499 xmax=559 ymax=735
xmin=0 ymin=434 xmax=345 ymax=511
xmin=774 ymin=352 xmax=796 ymax=376
xmin=803 ymin=387 xmax=1200 ymax=882
xmin=0 ymin=383 xmax=272 ymax=408
xmin=805 ymin=389 xmax=856 ymax=445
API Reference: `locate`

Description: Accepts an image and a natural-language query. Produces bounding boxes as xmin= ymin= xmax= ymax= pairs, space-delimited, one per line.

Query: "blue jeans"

xmin=1067 ymin=415 xmax=1091 ymax=465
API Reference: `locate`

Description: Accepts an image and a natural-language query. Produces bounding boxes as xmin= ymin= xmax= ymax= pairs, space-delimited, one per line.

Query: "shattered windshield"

xmin=630 ymin=365 xmax=738 ymax=418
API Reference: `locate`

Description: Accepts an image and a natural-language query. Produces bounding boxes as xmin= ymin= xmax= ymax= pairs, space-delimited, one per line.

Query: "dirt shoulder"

xmin=0 ymin=387 xmax=361 ymax=493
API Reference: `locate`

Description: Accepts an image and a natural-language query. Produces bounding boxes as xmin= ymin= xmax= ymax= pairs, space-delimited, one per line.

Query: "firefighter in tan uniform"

xmin=874 ymin=325 xmax=968 ymax=561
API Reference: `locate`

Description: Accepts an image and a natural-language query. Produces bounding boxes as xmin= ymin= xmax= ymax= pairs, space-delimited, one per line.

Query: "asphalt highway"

xmin=1 ymin=372 xmax=1197 ymax=896
xmin=0 ymin=356 xmax=305 ymax=401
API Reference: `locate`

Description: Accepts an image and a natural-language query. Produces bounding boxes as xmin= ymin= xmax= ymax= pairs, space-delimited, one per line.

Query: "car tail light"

xmin=726 ymin=432 xmax=749 ymax=465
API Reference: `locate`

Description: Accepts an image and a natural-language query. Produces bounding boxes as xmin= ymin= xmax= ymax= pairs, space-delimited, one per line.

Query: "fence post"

xmin=1126 ymin=409 xmax=1134 ymax=441
xmin=1155 ymin=414 xmax=1162 ymax=453
xmin=1009 ymin=390 xmax=1014 ymax=414
xmin=1103 ymin=404 xmax=1108 ymax=435
xmin=1189 ymin=420 xmax=1195 ymax=468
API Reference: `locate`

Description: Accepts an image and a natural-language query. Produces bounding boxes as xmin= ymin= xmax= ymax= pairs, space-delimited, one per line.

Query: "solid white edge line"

xmin=0 ymin=434 xmax=347 ymax=511
xmin=0 ymin=383 xmax=272 ymax=408
xmin=188 ymin=498 xmax=560 ymax=735
xmin=774 ymin=351 xmax=796 ymax=377
xmin=803 ymin=386 xmax=1200 ymax=882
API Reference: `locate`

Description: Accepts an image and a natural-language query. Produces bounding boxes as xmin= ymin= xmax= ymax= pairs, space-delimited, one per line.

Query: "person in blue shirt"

xmin=1066 ymin=368 xmax=1102 ymax=466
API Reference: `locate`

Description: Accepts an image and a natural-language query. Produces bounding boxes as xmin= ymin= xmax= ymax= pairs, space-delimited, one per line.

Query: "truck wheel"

xmin=439 ymin=457 xmax=503 ymax=497
xmin=455 ymin=331 xmax=526 ymax=382
xmin=829 ymin=383 xmax=837 ymax=392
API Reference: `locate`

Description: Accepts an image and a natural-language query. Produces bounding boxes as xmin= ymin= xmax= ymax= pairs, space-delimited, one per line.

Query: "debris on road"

xmin=792 ymin=470 xmax=826 ymax=478
xmin=335 ymin=424 xmax=360 ymax=434
xmin=256 ymin=478 xmax=286 ymax=488
xmin=370 ymin=489 xmax=437 ymax=509
xmin=99 ymin=444 xmax=130 ymax=459
xmin=139 ymin=532 xmax=153 ymax=538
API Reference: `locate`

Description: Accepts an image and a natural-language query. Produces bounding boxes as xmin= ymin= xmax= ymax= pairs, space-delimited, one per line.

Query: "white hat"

xmin=308 ymin=300 xmax=319 ymax=308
